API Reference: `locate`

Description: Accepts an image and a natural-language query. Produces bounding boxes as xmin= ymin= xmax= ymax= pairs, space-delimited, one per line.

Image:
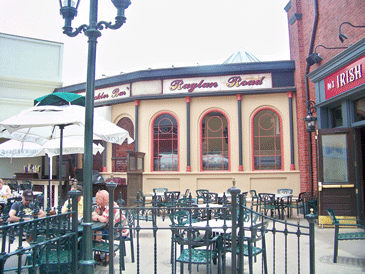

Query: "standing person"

xmin=0 ymin=179 xmax=11 ymax=198
xmin=7 ymin=189 xmax=46 ymax=222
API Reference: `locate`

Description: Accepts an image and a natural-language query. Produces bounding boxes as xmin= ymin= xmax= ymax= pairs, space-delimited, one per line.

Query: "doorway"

xmin=358 ymin=127 xmax=365 ymax=222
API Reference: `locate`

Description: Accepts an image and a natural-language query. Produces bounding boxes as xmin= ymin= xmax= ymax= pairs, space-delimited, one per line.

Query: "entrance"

xmin=358 ymin=127 xmax=365 ymax=222
xmin=317 ymin=128 xmax=358 ymax=225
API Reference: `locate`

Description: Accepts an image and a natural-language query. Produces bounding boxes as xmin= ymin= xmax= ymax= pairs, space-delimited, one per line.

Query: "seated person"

xmin=0 ymin=179 xmax=11 ymax=198
xmin=61 ymin=184 xmax=84 ymax=219
xmin=8 ymin=189 xmax=46 ymax=222
xmin=92 ymin=190 xmax=129 ymax=239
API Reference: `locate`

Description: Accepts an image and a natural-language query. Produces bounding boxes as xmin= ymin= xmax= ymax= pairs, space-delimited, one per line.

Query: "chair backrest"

xmin=327 ymin=209 xmax=338 ymax=224
xmin=9 ymin=180 xmax=19 ymax=192
xmin=297 ymin=192 xmax=306 ymax=203
xmin=153 ymin=188 xmax=168 ymax=193
xmin=305 ymin=191 xmax=318 ymax=201
xmin=20 ymin=180 xmax=32 ymax=190
xmin=183 ymin=189 xmax=190 ymax=198
xmin=202 ymin=192 xmax=218 ymax=204
xmin=258 ymin=193 xmax=276 ymax=203
xmin=196 ymin=189 xmax=209 ymax=198
xmin=249 ymin=190 xmax=258 ymax=199
xmin=249 ymin=221 xmax=269 ymax=243
xmin=164 ymin=191 xmax=180 ymax=202
xmin=277 ymin=189 xmax=293 ymax=194
xmin=171 ymin=226 xmax=213 ymax=248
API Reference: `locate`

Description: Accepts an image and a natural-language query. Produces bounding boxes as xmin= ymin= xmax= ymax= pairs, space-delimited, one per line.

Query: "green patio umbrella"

xmin=34 ymin=92 xmax=85 ymax=106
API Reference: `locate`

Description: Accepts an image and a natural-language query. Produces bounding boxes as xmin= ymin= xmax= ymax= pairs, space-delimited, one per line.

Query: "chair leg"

xmin=333 ymin=226 xmax=339 ymax=263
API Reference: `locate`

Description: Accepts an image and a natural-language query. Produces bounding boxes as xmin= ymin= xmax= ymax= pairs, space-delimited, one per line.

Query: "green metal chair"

xmin=249 ymin=190 xmax=262 ymax=212
xmin=226 ymin=221 xmax=268 ymax=274
xmin=171 ymin=226 xmax=222 ymax=273
xmin=277 ymin=189 xmax=293 ymax=194
xmin=286 ymin=192 xmax=305 ymax=217
xmin=196 ymin=189 xmax=209 ymax=204
xmin=258 ymin=193 xmax=281 ymax=219
xmin=327 ymin=209 xmax=365 ymax=263
xmin=153 ymin=188 xmax=168 ymax=194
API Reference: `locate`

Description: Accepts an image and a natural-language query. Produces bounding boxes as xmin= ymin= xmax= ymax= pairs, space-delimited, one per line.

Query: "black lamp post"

xmin=58 ymin=0 xmax=131 ymax=273
xmin=304 ymin=100 xmax=317 ymax=194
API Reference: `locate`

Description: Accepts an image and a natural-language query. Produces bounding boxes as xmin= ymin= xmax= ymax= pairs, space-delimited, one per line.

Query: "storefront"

xmin=308 ymin=37 xmax=365 ymax=225
xmin=56 ymin=61 xmax=299 ymax=197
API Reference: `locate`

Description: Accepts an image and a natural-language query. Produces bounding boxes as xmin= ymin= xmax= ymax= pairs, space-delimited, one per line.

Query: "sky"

xmin=0 ymin=0 xmax=291 ymax=86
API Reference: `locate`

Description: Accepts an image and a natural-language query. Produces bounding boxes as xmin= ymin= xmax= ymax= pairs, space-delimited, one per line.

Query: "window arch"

xmin=112 ymin=117 xmax=135 ymax=172
xmin=252 ymin=108 xmax=282 ymax=170
xmin=152 ymin=113 xmax=179 ymax=171
xmin=201 ymin=110 xmax=230 ymax=171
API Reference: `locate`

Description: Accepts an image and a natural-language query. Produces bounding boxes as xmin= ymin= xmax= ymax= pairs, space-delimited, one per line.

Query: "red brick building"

xmin=285 ymin=0 xmax=365 ymax=224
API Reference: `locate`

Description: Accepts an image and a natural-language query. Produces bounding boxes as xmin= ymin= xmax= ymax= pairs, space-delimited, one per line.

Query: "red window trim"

xmin=200 ymin=109 xmax=230 ymax=172
xmin=251 ymin=107 xmax=284 ymax=171
xmin=150 ymin=112 xmax=180 ymax=172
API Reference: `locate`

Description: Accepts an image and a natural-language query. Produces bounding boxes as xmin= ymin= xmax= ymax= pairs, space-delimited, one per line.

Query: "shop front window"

xmin=331 ymin=106 xmax=343 ymax=127
xmin=252 ymin=108 xmax=282 ymax=170
xmin=201 ymin=111 xmax=229 ymax=171
xmin=152 ymin=113 xmax=179 ymax=171
xmin=355 ymin=97 xmax=365 ymax=122
xmin=112 ymin=117 xmax=135 ymax=172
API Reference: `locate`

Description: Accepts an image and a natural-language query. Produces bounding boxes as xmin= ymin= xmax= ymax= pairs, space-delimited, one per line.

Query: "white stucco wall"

xmin=0 ymin=33 xmax=64 ymax=178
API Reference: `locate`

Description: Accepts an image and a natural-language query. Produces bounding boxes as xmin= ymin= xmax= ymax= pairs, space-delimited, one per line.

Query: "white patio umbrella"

xmin=0 ymin=138 xmax=104 ymax=207
xmin=0 ymin=104 xmax=134 ymax=200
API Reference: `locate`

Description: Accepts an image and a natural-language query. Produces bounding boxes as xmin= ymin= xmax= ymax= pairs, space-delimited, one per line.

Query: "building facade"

xmin=285 ymin=0 xmax=365 ymax=224
xmin=0 ymin=33 xmax=64 ymax=178
xmin=56 ymin=61 xmax=300 ymax=196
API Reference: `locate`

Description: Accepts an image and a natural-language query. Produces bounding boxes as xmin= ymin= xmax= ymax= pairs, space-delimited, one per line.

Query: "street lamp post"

xmin=58 ymin=0 xmax=131 ymax=273
xmin=303 ymin=100 xmax=317 ymax=193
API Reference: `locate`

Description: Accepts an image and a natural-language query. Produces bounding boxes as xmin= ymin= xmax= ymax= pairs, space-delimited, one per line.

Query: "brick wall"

xmin=285 ymin=0 xmax=365 ymax=192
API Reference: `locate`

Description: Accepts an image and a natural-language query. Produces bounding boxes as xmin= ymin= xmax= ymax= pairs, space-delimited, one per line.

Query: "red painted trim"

xmin=186 ymin=166 xmax=191 ymax=172
xmin=290 ymin=164 xmax=295 ymax=170
xmin=251 ymin=107 xmax=284 ymax=171
xmin=237 ymin=94 xmax=242 ymax=101
xmin=150 ymin=112 xmax=180 ymax=172
xmin=239 ymin=165 xmax=244 ymax=171
xmin=134 ymin=100 xmax=139 ymax=106
xmin=287 ymin=91 xmax=293 ymax=98
xmin=186 ymin=96 xmax=191 ymax=103
xmin=199 ymin=109 xmax=230 ymax=172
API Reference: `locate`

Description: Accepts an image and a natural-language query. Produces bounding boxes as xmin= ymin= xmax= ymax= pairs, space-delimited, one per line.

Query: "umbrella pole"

xmin=58 ymin=125 xmax=65 ymax=213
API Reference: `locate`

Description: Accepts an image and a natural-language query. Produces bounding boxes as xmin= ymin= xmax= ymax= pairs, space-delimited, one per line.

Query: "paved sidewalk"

xmin=94 ymin=217 xmax=365 ymax=274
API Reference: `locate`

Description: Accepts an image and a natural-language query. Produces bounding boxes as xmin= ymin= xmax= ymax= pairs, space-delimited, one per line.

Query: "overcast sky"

xmin=1 ymin=0 xmax=291 ymax=86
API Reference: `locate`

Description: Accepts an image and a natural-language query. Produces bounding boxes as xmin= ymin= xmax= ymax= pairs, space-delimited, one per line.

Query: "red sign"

xmin=325 ymin=56 xmax=365 ymax=100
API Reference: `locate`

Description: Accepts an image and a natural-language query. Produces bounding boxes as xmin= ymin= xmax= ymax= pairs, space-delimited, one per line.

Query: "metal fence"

xmin=107 ymin=184 xmax=317 ymax=274
xmin=0 ymin=191 xmax=80 ymax=274
xmin=0 ymin=184 xmax=316 ymax=274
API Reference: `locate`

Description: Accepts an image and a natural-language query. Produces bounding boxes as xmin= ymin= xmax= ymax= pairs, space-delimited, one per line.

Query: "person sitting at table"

xmin=92 ymin=190 xmax=128 ymax=263
xmin=0 ymin=179 xmax=11 ymax=198
xmin=7 ymin=189 xmax=46 ymax=222
xmin=61 ymin=184 xmax=84 ymax=219
xmin=92 ymin=190 xmax=127 ymax=241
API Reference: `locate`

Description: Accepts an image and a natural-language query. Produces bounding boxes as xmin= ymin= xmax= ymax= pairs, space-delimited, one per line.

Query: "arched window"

xmin=201 ymin=110 xmax=229 ymax=171
xmin=152 ymin=113 xmax=179 ymax=171
xmin=252 ymin=108 xmax=282 ymax=170
xmin=112 ymin=117 xmax=135 ymax=172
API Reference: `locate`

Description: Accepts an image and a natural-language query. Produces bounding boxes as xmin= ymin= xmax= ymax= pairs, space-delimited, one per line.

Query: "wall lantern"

xmin=303 ymin=100 xmax=317 ymax=132
xmin=339 ymin=22 xmax=365 ymax=43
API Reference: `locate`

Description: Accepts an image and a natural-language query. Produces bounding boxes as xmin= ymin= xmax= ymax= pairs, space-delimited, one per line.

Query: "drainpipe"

xmin=305 ymin=0 xmax=319 ymax=193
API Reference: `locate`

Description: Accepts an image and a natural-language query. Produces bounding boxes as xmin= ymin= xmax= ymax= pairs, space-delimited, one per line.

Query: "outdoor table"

xmin=188 ymin=219 xmax=252 ymax=234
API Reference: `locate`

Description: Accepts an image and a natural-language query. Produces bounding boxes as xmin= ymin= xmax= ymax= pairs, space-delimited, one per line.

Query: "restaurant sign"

xmin=78 ymin=84 xmax=130 ymax=103
xmin=163 ymin=73 xmax=272 ymax=94
xmin=324 ymin=55 xmax=365 ymax=100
